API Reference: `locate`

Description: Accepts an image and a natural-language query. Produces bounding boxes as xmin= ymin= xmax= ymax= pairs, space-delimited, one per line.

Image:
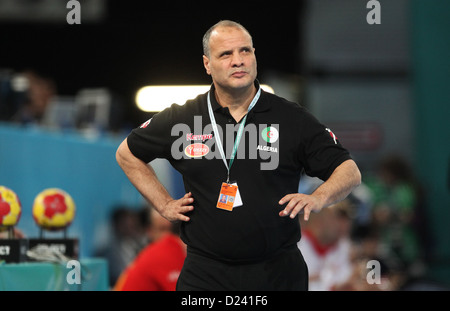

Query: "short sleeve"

xmin=298 ymin=108 xmax=352 ymax=180
xmin=126 ymin=108 xmax=174 ymax=163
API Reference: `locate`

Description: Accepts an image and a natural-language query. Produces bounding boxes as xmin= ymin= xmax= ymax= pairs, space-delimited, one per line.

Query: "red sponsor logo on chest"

xmin=184 ymin=143 xmax=209 ymax=157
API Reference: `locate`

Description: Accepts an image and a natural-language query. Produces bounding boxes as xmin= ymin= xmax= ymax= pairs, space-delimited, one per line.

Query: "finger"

xmin=285 ymin=201 xmax=307 ymax=218
xmin=174 ymin=206 xmax=192 ymax=221
xmin=178 ymin=214 xmax=190 ymax=222
xmin=279 ymin=197 xmax=302 ymax=217
xmin=303 ymin=205 xmax=311 ymax=221
xmin=180 ymin=192 xmax=194 ymax=205
xmin=278 ymin=194 xmax=296 ymax=205
xmin=290 ymin=201 xmax=308 ymax=219
xmin=177 ymin=202 xmax=194 ymax=222
xmin=182 ymin=196 xmax=194 ymax=206
xmin=181 ymin=205 xmax=194 ymax=213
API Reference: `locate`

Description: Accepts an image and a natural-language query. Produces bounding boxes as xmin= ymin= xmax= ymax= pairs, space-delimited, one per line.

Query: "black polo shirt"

xmin=127 ymin=81 xmax=351 ymax=263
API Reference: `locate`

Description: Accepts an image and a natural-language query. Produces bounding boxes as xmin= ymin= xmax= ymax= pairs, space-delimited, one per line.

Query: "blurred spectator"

xmin=297 ymin=199 xmax=355 ymax=291
xmin=299 ymin=172 xmax=373 ymax=231
xmin=366 ymin=154 xmax=430 ymax=278
xmin=334 ymin=250 xmax=406 ymax=291
xmin=11 ymin=70 xmax=56 ymax=125
xmin=0 ymin=69 xmax=23 ymax=120
xmin=0 ymin=227 xmax=26 ymax=239
xmin=340 ymin=224 xmax=407 ymax=291
xmin=113 ymin=207 xmax=186 ymax=291
xmin=95 ymin=206 xmax=148 ymax=287
xmin=141 ymin=203 xmax=173 ymax=243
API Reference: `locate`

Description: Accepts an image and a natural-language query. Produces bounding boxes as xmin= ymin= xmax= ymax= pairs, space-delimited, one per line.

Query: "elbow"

xmin=355 ymin=168 xmax=362 ymax=187
xmin=339 ymin=159 xmax=362 ymax=189
xmin=115 ymin=149 xmax=122 ymax=167
xmin=115 ymin=145 xmax=123 ymax=166
xmin=116 ymin=146 xmax=122 ymax=163
xmin=353 ymin=163 xmax=362 ymax=188
xmin=342 ymin=159 xmax=362 ymax=189
xmin=116 ymin=139 xmax=128 ymax=168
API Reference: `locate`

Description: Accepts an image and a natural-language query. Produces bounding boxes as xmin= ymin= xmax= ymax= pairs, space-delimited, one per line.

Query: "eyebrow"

xmin=219 ymin=50 xmax=232 ymax=57
xmin=218 ymin=46 xmax=253 ymax=57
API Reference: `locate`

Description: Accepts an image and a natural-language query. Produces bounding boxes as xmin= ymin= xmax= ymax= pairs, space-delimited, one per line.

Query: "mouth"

xmin=231 ymin=71 xmax=247 ymax=78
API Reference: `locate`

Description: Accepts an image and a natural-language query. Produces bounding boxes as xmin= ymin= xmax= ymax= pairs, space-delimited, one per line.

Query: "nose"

xmin=231 ymin=51 xmax=244 ymax=67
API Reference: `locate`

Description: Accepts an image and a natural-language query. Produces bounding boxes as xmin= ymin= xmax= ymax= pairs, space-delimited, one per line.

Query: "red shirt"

xmin=114 ymin=234 xmax=186 ymax=291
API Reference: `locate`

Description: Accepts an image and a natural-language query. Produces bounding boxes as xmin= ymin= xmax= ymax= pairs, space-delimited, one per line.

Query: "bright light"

xmin=136 ymin=84 xmax=275 ymax=112
xmin=261 ymin=84 xmax=274 ymax=94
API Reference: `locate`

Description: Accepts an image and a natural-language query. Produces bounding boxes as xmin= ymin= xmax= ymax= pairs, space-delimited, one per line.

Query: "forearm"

xmin=311 ymin=159 xmax=362 ymax=208
xmin=116 ymin=138 xmax=173 ymax=212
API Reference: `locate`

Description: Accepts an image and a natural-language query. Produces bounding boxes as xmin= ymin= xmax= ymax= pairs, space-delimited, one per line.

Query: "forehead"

xmin=209 ymin=26 xmax=252 ymax=50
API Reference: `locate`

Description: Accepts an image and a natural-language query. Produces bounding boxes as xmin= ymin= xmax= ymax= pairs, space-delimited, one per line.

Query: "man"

xmin=116 ymin=20 xmax=361 ymax=290
xmin=114 ymin=208 xmax=186 ymax=291
xmin=297 ymin=200 xmax=354 ymax=291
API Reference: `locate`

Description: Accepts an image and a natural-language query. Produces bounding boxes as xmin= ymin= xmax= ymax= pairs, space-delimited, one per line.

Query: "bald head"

xmin=202 ymin=20 xmax=253 ymax=57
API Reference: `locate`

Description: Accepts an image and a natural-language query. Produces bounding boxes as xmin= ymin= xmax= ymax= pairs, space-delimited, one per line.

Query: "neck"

xmin=214 ymin=84 xmax=257 ymax=122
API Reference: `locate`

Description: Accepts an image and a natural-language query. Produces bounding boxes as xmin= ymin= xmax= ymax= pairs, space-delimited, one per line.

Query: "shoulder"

xmin=264 ymin=91 xmax=301 ymax=109
xmin=262 ymin=91 xmax=318 ymax=123
xmin=156 ymin=92 xmax=207 ymax=120
xmin=133 ymin=92 xmax=207 ymax=134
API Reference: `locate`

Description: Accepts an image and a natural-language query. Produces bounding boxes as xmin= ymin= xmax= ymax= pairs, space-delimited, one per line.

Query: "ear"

xmin=203 ymin=55 xmax=211 ymax=75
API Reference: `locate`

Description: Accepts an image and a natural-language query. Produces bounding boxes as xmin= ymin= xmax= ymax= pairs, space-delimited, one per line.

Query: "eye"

xmin=220 ymin=51 xmax=232 ymax=58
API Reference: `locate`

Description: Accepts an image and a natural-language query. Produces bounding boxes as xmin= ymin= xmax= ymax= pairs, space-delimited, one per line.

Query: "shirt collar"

xmin=209 ymin=80 xmax=271 ymax=113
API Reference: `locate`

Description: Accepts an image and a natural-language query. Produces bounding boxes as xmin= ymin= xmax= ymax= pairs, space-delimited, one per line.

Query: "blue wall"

xmin=411 ymin=0 xmax=450 ymax=284
xmin=0 ymin=123 xmax=184 ymax=258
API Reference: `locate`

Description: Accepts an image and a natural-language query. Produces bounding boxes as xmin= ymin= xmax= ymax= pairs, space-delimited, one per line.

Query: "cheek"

xmin=209 ymin=63 xmax=227 ymax=76
xmin=249 ymin=57 xmax=257 ymax=70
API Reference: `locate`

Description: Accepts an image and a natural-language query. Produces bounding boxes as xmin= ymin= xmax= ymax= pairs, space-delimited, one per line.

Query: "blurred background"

xmin=0 ymin=0 xmax=449 ymax=290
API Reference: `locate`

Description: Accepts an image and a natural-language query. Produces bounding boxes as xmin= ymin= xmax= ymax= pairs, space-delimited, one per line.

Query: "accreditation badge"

xmin=216 ymin=182 xmax=242 ymax=211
